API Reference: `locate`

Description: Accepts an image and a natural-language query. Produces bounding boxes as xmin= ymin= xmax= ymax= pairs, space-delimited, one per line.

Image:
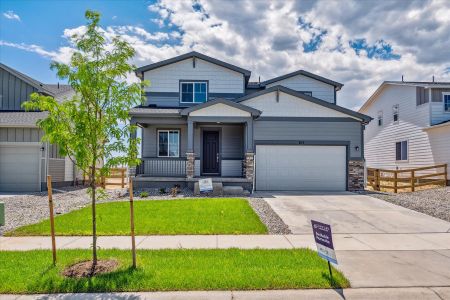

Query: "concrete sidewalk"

xmin=1 ymin=233 xmax=450 ymax=251
xmin=2 ymin=287 xmax=450 ymax=300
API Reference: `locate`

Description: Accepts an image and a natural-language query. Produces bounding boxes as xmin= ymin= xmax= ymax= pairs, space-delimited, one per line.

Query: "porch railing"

xmin=136 ymin=157 xmax=187 ymax=177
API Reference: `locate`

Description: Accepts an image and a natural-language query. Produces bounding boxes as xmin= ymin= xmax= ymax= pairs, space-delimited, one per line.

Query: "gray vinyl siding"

xmin=142 ymin=124 xmax=188 ymax=158
xmin=253 ymin=120 xmax=363 ymax=159
xmin=0 ymin=127 xmax=43 ymax=142
xmin=48 ymin=158 xmax=65 ymax=182
xmin=145 ymin=92 xmax=245 ymax=107
xmin=431 ymin=88 xmax=450 ymax=102
xmin=221 ymin=160 xmax=242 ymax=177
xmin=0 ymin=67 xmax=38 ymax=111
xmin=416 ymin=87 xmax=429 ymax=105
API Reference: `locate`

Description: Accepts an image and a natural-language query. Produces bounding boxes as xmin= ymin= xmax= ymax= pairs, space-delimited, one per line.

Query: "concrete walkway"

xmin=2 ymin=287 xmax=450 ymax=299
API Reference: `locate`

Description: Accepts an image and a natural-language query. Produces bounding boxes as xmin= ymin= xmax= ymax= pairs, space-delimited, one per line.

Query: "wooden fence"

xmin=83 ymin=168 xmax=128 ymax=188
xmin=367 ymin=164 xmax=447 ymax=193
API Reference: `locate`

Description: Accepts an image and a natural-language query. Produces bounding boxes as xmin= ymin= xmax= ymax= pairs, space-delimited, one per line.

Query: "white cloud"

xmin=3 ymin=10 xmax=21 ymax=21
xmin=2 ymin=0 xmax=450 ymax=109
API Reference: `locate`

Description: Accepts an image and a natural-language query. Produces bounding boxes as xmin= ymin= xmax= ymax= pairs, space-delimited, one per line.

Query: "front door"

xmin=202 ymin=131 xmax=220 ymax=175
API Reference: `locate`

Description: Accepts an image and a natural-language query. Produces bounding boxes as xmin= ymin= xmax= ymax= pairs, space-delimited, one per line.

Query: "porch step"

xmin=223 ymin=185 xmax=245 ymax=196
xmin=194 ymin=182 xmax=223 ymax=196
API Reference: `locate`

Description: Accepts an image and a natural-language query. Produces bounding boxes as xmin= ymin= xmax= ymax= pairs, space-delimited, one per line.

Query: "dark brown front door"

xmin=203 ymin=131 xmax=220 ymax=174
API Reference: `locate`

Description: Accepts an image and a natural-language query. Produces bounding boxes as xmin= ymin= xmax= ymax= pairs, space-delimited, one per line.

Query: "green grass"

xmin=0 ymin=249 xmax=349 ymax=293
xmin=7 ymin=198 xmax=267 ymax=236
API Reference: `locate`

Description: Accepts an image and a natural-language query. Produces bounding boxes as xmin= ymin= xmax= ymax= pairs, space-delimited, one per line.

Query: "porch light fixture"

xmin=355 ymin=146 xmax=360 ymax=151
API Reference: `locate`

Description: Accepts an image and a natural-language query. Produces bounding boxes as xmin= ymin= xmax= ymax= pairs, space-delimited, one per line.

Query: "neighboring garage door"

xmin=0 ymin=145 xmax=41 ymax=192
xmin=255 ymin=145 xmax=347 ymax=191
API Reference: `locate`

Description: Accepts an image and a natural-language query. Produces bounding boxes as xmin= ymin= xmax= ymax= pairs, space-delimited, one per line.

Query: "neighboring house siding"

xmin=253 ymin=120 xmax=362 ymax=159
xmin=64 ymin=156 xmax=74 ymax=181
xmin=0 ymin=67 xmax=38 ymax=111
xmin=427 ymin=125 xmax=450 ymax=175
xmin=431 ymin=88 xmax=450 ymax=102
xmin=48 ymin=158 xmax=65 ymax=182
xmin=265 ymin=74 xmax=335 ymax=103
xmin=0 ymin=127 xmax=43 ymax=142
xmin=241 ymin=91 xmax=350 ymax=118
xmin=362 ymin=85 xmax=435 ymax=170
xmin=143 ymin=58 xmax=244 ymax=106
xmin=430 ymin=88 xmax=450 ymax=125
xmin=416 ymin=87 xmax=429 ymax=105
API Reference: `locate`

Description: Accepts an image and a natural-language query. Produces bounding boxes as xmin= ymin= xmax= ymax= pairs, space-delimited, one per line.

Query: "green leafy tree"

xmin=23 ymin=10 xmax=147 ymax=268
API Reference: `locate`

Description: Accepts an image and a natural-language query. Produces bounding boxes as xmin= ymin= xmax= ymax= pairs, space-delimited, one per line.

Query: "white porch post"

xmin=186 ymin=119 xmax=195 ymax=179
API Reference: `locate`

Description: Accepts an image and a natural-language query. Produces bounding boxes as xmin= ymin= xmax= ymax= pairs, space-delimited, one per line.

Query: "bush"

xmin=139 ymin=191 xmax=149 ymax=198
xmin=159 ymin=188 xmax=166 ymax=194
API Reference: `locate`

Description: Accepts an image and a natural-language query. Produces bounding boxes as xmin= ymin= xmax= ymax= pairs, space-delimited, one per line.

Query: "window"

xmin=444 ymin=93 xmax=450 ymax=112
xmin=377 ymin=111 xmax=383 ymax=126
xmin=180 ymin=82 xmax=207 ymax=103
xmin=396 ymin=141 xmax=408 ymax=161
xmin=393 ymin=104 xmax=399 ymax=123
xmin=158 ymin=130 xmax=180 ymax=157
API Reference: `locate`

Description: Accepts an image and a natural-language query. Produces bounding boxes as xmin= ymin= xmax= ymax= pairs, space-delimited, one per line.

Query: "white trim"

xmin=157 ymin=129 xmax=180 ymax=158
xmin=443 ymin=92 xmax=450 ymax=113
xmin=395 ymin=140 xmax=408 ymax=162
xmin=180 ymin=81 xmax=208 ymax=104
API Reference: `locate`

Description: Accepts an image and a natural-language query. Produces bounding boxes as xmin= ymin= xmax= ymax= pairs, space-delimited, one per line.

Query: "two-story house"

xmin=359 ymin=81 xmax=450 ymax=184
xmin=0 ymin=63 xmax=78 ymax=192
xmin=130 ymin=52 xmax=371 ymax=192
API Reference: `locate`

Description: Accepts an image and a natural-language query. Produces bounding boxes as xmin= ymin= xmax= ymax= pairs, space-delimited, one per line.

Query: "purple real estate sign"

xmin=311 ymin=220 xmax=338 ymax=264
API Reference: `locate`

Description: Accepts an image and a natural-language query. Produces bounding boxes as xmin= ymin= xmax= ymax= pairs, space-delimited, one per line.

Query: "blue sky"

xmin=1 ymin=0 xmax=450 ymax=109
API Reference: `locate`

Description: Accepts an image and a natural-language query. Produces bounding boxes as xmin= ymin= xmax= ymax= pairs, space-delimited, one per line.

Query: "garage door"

xmin=255 ymin=145 xmax=347 ymax=191
xmin=0 ymin=145 xmax=41 ymax=192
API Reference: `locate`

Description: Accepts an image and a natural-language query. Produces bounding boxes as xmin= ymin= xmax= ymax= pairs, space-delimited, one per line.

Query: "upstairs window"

xmin=444 ymin=93 xmax=450 ymax=112
xmin=377 ymin=111 xmax=383 ymax=126
xmin=396 ymin=141 xmax=408 ymax=161
xmin=180 ymin=82 xmax=207 ymax=103
xmin=393 ymin=104 xmax=399 ymax=124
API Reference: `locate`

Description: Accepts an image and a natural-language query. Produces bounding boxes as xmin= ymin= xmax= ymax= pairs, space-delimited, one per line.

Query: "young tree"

xmin=23 ymin=10 xmax=146 ymax=268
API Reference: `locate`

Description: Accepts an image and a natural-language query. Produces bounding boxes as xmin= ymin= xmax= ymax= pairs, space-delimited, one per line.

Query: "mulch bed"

xmin=63 ymin=259 xmax=119 ymax=278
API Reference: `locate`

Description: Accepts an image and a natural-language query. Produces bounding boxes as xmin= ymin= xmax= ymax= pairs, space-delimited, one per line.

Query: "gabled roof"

xmin=129 ymin=107 xmax=182 ymax=117
xmin=359 ymin=81 xmax=450 ymax=113
xmin=260 ymin=70 xmax=344 ymax=91
xmin=180 ymin=98 xmax=261 ymax=117
xmin=135 ymin=51 xmax=252 ymax=84
xmin=237 ymin=85 xmax=371 ymax=123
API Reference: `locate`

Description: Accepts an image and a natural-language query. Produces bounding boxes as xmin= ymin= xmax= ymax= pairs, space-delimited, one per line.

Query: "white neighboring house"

xmin=0 ymin=63 xmax=79 ymax=192
xmin=359 ymin=81 xmax=450 ymax=184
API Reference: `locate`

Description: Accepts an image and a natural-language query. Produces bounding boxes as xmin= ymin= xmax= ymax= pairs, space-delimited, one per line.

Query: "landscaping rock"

xmin=248 ymin=197 xmax=291 ymax=235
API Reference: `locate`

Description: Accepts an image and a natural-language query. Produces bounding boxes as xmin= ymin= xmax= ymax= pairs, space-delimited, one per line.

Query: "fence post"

xmin=47 ymin=175 xmax=57 ymax=265
xmin=393 ymin=171 xmax=398 ymax=193
xmin=411 ymin=170 xmax=415 ymax=192
xmin=121 ymin=169 xmax=125 ymax=188
xmin=375 ymin=169 xmax=380 ymax=191
xmin=444 ymin=164 xmax=448 ymax=187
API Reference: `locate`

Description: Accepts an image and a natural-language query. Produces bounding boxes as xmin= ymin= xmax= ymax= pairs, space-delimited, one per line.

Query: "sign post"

xmin=198 ymin=178 xmax=213 ymax=193
xmin=311 ymin=220 xmax=337 ymax=286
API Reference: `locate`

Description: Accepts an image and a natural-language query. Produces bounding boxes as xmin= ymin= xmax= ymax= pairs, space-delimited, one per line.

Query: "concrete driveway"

xmin=259 ymin=191 xmax=450 ymax=288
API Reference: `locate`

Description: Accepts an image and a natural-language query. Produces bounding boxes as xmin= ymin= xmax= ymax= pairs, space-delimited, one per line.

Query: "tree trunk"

xmin=91 ymin=166 xmax=98 ymax=267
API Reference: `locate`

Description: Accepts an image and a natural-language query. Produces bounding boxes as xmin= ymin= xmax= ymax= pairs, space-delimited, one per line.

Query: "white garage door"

xmin=0 ymin=145 xmax=41 ymax=192
xmin=255 ymin=145 xmax=347 ymax=191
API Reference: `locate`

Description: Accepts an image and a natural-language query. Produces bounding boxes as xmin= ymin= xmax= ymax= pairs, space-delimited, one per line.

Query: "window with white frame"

xmin=395 ymin=140 xmax=408 ymax=161
xmin=180 ymin=82 xmax=207 ymax=103
xmin=393 ymin=104 xmax=399 ymax=123
xmin=158 ymin=130 xmax=180 ymax=157
xmin=377 ymin=110 xmax=383 ymax=126
xmin=444 ymin=93 xmax=450 ymax=112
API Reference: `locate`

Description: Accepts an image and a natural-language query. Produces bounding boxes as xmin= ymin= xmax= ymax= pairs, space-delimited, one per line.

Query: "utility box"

xmin=0 ymin=202 xmax=4 ymax=226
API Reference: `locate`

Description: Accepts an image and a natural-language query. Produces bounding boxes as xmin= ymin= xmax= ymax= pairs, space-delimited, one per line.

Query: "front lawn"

xmin=0 ymin=249 xmax=349 ymax=293
xmin=7 ymin=198 xmax=267 ymax=236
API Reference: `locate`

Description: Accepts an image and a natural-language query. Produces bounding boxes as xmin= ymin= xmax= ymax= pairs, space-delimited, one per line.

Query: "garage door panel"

xmin=256 ymin=145 xmax=346 ymax=191
xmin=0 ymin=145 xmax=41 ymax=192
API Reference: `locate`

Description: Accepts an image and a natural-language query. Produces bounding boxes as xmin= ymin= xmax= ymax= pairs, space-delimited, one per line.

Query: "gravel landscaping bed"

xmin=248 ymin=197 xmax=291 ymax=234
xmin=1 ymin=187 xmax=289 ymax=235
xmin=361 ymin=187 xmax=450 ymax=222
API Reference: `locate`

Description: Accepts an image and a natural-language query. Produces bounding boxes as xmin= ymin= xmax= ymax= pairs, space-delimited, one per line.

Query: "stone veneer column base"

xmin=186 ymin=152 xmax=195 ymax=179
xmin=243 ymin=152 xmax=255 ymax=182
xmin=348 ymin=160 xmax=365 ymax=191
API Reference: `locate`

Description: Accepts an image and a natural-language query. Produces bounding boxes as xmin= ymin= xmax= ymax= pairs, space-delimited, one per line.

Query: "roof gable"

xmin=181 ymin=99 xmax=260 ymax=117
xmin=135 ymin=51 xmax=251 ymax=84
xmin=260 ymin=70 xmax=343 ymax=91
xmin=238 ymin=86 xmax=371 ymax=122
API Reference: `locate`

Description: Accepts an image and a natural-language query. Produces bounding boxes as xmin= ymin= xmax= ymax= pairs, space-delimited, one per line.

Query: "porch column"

xmin=129 ymin=119 xmax=138 ymax=177
xmin=244 ymin=119 xmax=255 ymax=181
xmin=186 ymin=119 xmax=195 ymax=179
